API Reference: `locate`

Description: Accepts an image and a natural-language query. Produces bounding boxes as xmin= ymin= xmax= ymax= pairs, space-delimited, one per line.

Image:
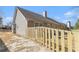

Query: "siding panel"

xmin=15 ymin=9 xmax=27 ymax=37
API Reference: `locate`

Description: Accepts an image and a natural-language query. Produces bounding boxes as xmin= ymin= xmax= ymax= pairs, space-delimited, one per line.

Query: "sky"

xmin=0 ymin=6 xmax=79 ymax=26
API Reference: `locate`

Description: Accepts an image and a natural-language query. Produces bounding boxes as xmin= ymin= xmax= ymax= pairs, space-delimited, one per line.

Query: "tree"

xmin=74 ymin=19 xmax=79 ymax=29
xmin=0 ymin=17 xmax=3 ymax=28
xmin=0 ymin=10 xmax=4 ymax=28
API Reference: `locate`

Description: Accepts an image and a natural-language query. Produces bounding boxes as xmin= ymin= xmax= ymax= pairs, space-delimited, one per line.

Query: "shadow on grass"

xmin=0 ymin=39 xmax=9 ymax=52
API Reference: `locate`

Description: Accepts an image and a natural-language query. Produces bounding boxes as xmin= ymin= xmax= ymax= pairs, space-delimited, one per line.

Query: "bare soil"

xmin=0 ymin=32 xmax=51 ymax=52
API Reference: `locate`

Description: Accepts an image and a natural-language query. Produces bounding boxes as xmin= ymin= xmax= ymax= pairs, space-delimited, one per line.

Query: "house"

xmin=12 ymin=7 xmax=68 ymax=37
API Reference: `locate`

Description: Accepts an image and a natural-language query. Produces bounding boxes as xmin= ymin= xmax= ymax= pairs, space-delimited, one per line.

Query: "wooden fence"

xmin=72 ymin=30 xmax=79 ymax=52
xmin=27 ymin=27 xmax=72 ymax=52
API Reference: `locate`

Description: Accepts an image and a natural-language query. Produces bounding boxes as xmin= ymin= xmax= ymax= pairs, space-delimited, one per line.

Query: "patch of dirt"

xmin=0 ymin=32 xmax=13 ymax=43
xmin=0 ymin=32 xmax=51 ymax=52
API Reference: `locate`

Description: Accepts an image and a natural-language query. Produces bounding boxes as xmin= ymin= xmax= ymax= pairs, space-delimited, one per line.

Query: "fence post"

xmin=43 ymin=28 xmax=46 ymax=46
xmin=48 ymin=28 xmax=51 ymax=49
xmin=56 ymin=29 xmax=59 ymax=52
xmin=61 ymin=30 xmax=65 ymax=52
xmin=27 ymin=27 xmax=73 ymax=52
xmin=68 ymin=31 xmax=72 ymax=52
xmin=42 ymin=28 xmax=44 ymax=46
xmin=45 ymin=28 xmax=47 ymax=47
xmin=49 ymin=28 xmax=54 ymax=51
xmin=35 ymin=27 xmax=37 ymax=42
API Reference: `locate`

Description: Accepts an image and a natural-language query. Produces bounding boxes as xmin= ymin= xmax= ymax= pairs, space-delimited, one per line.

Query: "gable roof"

xmin=16 ymin=7 xmax=66 ymax=26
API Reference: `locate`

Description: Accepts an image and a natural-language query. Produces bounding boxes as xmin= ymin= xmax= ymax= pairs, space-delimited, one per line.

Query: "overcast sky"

xmin=0 ymin=6 xmax=79 ymax=26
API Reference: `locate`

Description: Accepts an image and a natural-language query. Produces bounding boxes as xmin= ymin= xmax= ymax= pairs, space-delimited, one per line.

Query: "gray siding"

xmin=15 ymin=9 xmax=27 ymax=37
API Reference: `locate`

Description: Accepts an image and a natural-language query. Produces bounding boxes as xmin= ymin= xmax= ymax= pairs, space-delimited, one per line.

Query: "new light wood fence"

xmin=27 ymin=27 xmax=72 ymax=52
xmin=72 ymin=30 xmax=79 ymax=52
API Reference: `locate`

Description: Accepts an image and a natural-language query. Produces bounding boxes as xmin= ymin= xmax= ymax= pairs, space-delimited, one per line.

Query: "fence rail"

xmin=27 ymin=27 xmax=72 ymax=52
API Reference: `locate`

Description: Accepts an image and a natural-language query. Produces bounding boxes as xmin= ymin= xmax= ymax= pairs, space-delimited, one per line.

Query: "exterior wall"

xmin=15 ymin=9 xmax=28 ymax=37
xmin=28 ymin=19 xmax=67 ymax=30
